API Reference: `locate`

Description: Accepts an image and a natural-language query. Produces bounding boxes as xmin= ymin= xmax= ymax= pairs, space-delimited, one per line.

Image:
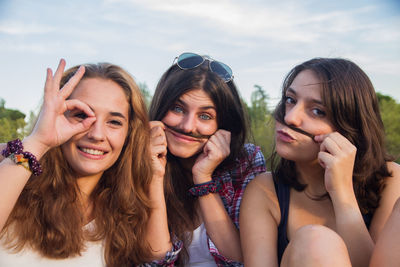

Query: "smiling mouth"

xmin=79 ymin=147 xmax=106 ymax=155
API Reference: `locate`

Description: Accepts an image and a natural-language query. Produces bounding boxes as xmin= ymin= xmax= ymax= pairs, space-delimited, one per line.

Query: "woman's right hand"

xmin=149 ymin=121 xmax=167 ymax=180
xmin=27 ymin=59 xmax=96 ymax=156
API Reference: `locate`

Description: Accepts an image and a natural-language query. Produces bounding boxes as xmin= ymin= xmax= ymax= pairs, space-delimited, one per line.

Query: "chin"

xmin=169 ymin=147 xmax=203 ymax=159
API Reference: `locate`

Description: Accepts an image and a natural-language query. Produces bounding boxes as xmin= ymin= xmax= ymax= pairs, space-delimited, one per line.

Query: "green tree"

xmin=0 ymin=99 xmax=27 ymax=142
xmin=138 ymin=82 xmax=152 ymax=108
xmin=377 ymin=93 xmax=400 ymax=162
xmin=23 ymin=111 xmax=38 ymax=136
xmin=246 ymin=85 xmax=275 ymax=161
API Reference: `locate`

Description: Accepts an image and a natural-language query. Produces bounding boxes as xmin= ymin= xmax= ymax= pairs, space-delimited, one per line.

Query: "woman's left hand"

xmin=315 ymin=132 xmax=357 ymax=200
xmin=192 ymin=129 xmax=231 ymax=184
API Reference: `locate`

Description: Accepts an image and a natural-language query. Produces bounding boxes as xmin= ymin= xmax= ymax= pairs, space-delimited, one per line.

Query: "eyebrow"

xmin=110 ymin=111 xmax=127 ymax=120
xmin=176 ymin=99 xmax=216 ymax=111
xmin=287 ymin=87 xmax=323 ymax=105
xmin=87 ymin=105 xmax=127 ymax=120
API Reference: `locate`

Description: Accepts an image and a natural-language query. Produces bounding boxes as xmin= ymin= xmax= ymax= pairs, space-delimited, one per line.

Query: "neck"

xmin=76 ymin=172 xmax=103 ymax=223
xmin=295 ymin=160 xmax=326 ymax=195
xmin=77 ymin=172 xmax=103 ymax=197
xmin=178 ymin=155 xmax=197 ymax=174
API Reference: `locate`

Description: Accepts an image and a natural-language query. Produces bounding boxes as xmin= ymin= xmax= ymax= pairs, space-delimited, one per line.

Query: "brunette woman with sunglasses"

xmin=240 ymin=58 xmax=400 ymax=267
xmin=146 ymin=52 xmax=266 ymax=266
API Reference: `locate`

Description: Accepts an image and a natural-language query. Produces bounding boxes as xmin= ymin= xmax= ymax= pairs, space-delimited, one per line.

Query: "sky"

xmin=0 ymin=0 xmax=399 ymax=117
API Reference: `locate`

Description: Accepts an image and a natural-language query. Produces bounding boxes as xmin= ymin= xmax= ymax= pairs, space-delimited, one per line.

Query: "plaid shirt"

xmin=144 ymin=143 xmax=266 ymax=267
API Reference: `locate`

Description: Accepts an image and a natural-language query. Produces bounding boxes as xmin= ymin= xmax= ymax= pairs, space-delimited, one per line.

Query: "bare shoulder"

xmin=243 ymin=172 xmax=280 ymax=222
xmin=370 ymin=161 xmax=400 ymax=240
xmin=246 ymin=172 xmax=276 ymax=200
xmin=387 ymin=161 xmax=400 ymax=179
xmin=381 ymin=161 xmax=400 ymax=197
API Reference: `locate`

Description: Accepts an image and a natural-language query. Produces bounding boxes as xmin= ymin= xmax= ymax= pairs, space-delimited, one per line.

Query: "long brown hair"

xmin=272 ymin=57 xmax=393 ymax=214
xmin=0 ymin=63 xmax=153 ymax=266
xmin=149 ymin=62 xmax=249 ymax=265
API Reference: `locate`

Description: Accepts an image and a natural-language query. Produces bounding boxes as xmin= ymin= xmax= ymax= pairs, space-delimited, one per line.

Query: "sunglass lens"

xmin=210 ymin=61 xmax=233 ymax=82
xmin=177 ymin=53 xmax=204 ymax=69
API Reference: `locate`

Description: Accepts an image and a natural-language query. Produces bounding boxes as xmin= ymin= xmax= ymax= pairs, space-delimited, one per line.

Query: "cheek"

xmin=312 ymin=124 xmax=335 ymax=136
xmin=109 ymin=128 xmax=128 ymax=152
xmin=162 ymin=112 xmax=180 ymax=126
xmin=197 ymin=122 xmax=218 ymax=135
xmin=60 ymin=140 xmax=75 ymax=166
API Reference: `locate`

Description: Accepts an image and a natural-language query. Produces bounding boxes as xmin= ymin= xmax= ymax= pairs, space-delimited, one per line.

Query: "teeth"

xmin=81 ymin=147 xmax=105 ymax=155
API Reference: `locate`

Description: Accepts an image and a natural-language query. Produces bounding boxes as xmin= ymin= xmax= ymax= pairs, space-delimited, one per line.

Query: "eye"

xmin=74 ymin=112 xmax=88 ymax=120
xmin=171 ymin=105 xmax=184 ymax=114
xmin=109 ymin=119 xmax=123 ymax=126
xmin=312 ymin=108 xmax=326 ymax=117
xmin=199 ymin=113 xmax=212 ymax=120
xmin=285 ymin=96 xmax=296 ymax=105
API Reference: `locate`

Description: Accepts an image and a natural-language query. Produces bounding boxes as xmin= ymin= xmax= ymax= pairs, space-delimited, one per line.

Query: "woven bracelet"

xmin=2 ymin=139 xmax=43 ymax=176
xmin=188 ymin=179 xmax=222 ymax=197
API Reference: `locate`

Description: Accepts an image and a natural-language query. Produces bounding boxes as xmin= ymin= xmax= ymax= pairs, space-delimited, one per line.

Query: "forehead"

xmin=70 ymin=77 xmax=129 ymax=115
xmin=289 ymin=70 xmax=322 ymax=99
xmin=178 ymin=89 xmax=215 ymax=107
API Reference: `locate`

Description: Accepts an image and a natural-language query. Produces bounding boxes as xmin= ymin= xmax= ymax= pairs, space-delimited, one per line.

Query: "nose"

xmin=284 ymin=104 xmax=303 ymax=127
xmin=87 ymin=121 xmax=105 ymax=141
xmin=179 ymin=113 xmax=196 ymax=133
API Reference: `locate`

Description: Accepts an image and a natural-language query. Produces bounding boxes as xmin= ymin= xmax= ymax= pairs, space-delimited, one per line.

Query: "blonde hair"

xmin=1 ymin=63 xmax=153 ymax=266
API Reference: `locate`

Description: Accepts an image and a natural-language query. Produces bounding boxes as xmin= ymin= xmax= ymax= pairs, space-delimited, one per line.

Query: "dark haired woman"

xmin=0 ymin=60 xmax=154 ymax=266
xmin=240 ymin=58 xmax=400 ymax=267
xmin=146 ymin=53 xmax=266 ymax=266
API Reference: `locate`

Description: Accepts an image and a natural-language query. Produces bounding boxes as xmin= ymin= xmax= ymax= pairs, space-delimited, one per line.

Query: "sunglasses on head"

xmin=174 ymin=52 xmax=234 ymax=82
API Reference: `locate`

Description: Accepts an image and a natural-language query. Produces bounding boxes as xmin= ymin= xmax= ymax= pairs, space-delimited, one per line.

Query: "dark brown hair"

xmin=1 ymin=63 xmax=153 ymax=266
xmin=272 ymin=57 xmax=393 ymax=214
xmin=149 ymin=62 xmax=248 ymax=264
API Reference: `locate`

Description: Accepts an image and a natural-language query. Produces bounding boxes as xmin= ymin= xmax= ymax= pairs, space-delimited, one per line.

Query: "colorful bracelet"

xmin=188 ymin=179 xmax=222 ymax=197
xmin=1 ymin=139 xmax=43 ymax=176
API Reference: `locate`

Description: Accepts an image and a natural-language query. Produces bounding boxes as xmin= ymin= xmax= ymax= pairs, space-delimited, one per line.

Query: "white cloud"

xmin=0 ymin=21 xmax=55 ymax=35
xmin=341 ymin=51 xmax=400 ymax=76
xmin=105 ymin=1 xmax=389 ymax=43
xmin=0 ymin=39 xmax=98 ymax=56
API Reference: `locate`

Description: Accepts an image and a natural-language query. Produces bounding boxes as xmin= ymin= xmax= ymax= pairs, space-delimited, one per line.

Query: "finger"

xmin=151 ymin=134 xmax=167 ymax=147
xmin=44 ymin=68 xmax=54 ymax=95
xmin=203 ymin=136 xmax=226 ymax=159
xmin=70 ymin=116 xmax=96 ymax=135
xmin=218 ymin=130 xmax=231 ymax=147
xmin=151 ymin=144 xmax=167 ymax=158
xmin=65 ymin=99 xmax=95 ymax=117
xmin=53 ymin=59 xmax=66 ymax=87
xmin=319 ymin=136 xmax=341 ymax=155
xmin=59 ymin=65 xmax=86 ymax=99
xmin=328 ymin=132 xmax=356 ymax=154
xmin=318 ymin=151 xmax=333 ymax=169
xmin=150 ymin=125 xmax=166 ymax=139
xmin=149 ymin=120 xmax=165 ymax=130
xmin=315 ymin=132 xmax=347 ymax=146
xmin=217 ymin=129 xmax=231 ymax=138
xmin=211 ymin=131 xmax=231 ymax=155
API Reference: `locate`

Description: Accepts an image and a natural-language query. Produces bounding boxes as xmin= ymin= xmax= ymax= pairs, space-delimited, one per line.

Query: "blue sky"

xmin=0 ymin=0 xmax=399 ymax=116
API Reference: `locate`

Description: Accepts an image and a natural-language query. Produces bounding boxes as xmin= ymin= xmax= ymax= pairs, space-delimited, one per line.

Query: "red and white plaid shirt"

xmin=144 ymin=143 xmax=266 ymax=267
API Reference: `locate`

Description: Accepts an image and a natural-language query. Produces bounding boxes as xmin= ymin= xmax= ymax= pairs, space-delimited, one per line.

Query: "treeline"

xmin=1 ymin=86 xmax=399 ymax=163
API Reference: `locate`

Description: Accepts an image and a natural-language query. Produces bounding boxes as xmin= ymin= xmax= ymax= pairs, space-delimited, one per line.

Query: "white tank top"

xmin=187 ymin=223 xmax=217 ymax=267
xmin=0 ymin=221 xmax=105 ymax=267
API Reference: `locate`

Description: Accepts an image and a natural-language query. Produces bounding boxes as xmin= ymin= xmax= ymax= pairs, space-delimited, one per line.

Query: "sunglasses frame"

xmin=174 ymin=52 xmax=234 ymax=82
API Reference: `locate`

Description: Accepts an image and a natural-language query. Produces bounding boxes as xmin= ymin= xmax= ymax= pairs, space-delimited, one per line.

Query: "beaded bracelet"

xmin=1 ymin=139 xmax=43 ymax=176
xmin=188 ymin=179 xmax=222 ymax=197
